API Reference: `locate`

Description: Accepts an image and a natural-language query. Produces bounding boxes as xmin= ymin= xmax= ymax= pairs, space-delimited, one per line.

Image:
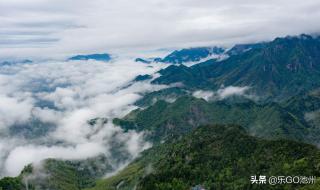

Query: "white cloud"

xmin=31 ymin=107 xmax=62 ymax=123
xmin=192 ymin=90 xmax=214 ymax=101
xmin=217 ymin=86 xmax=250 ymax=99
xmin=192 ymin=86 xmax=250 ymax=101
xmin=305 ymin=110 xmax=320 ymax=122
xmin=0 ymin=95 xmax=33 ymax=130
xmin=0 ymin=58 xmax=168 ymax=177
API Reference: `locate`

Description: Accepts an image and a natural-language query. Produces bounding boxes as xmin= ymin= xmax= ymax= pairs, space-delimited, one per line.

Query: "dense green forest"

xmin=85 ymin=125 xmax=320 ymax=190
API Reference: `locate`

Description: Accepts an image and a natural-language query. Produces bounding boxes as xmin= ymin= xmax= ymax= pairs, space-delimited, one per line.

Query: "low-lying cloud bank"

xmin=192 ymin=86 xmax=251 ymax=101
xmin=0 ymin=58 xmax=167 ymax=177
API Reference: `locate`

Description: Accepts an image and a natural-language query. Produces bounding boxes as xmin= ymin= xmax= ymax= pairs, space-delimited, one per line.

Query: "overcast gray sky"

xmin=1 ymin=0 xmax=320 ymax=59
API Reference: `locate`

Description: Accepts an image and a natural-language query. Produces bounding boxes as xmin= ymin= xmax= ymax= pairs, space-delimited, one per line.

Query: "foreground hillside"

xmin=87 ymin=125 xmax=320 ymax=190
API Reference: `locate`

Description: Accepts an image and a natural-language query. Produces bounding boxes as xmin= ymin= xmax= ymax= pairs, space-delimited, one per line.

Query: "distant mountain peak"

xmin=68 ymin=53 xmax=111 ymax=62
xmin=134 ymin=58 xmax=152 ymax=64
xmin=0 ymin=59 xmax=33 ymax=66
xmin=158 ymin=46 xmax=225 ymax=64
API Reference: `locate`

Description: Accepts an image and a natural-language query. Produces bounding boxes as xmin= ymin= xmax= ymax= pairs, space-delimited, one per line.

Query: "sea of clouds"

xmin=0 ymin=58 xmax=168 ymax=177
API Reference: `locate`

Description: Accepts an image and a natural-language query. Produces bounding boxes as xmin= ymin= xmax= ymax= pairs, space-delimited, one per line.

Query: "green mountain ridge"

xmin=86 ymin=124 xmax=320 ymax=190
xmin=152 ymin=34 xmax=320 ymax=100
xmin=114 ymin=94 xmax=320 ymax=144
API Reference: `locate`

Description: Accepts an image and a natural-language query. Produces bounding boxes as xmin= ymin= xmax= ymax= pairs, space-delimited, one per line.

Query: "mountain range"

xmin=68 ymin=53 xmax=111 ymax=62
xmin=1 ymin=34 xmax=320 ymax=190
xmin=152 ymin=34 xmax=320 ymax=101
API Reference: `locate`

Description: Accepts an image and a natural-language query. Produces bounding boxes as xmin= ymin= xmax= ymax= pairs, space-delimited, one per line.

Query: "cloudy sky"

xmin=1 ymin=0 xmax=320 ymax=59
